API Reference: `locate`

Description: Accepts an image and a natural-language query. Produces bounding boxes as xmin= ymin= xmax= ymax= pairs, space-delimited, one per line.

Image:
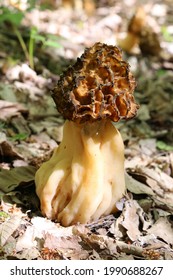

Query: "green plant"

xmin=0 ymin=5 xmax=62 ymax=69
xmin=161 ymin=26 xmax=173 ymax=42
xmin=0 ymin=6 xmax=31 ymax=65
xmin=8 ymin=133 xmax=29 ymax=142
xmin=156 ymin=140 xmax=173 ymax=151
xmin=28 ymin=27 xmax=62 ymax=69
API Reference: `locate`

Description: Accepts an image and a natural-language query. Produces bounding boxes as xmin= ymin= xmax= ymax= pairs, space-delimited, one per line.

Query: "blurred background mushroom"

xmin=118 ymin=6 xmax=161 ymax=57
xmin=35 ymin=42 xmax=139 ymax=226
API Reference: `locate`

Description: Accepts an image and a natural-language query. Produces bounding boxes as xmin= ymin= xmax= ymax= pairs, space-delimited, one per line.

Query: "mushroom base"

xmin=35 ymin=120 xmax=125 ymax=226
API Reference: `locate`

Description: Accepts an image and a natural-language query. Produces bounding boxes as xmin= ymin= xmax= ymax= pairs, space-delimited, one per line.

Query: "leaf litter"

xmin=0 ymin=0 xmax=173 ymax=260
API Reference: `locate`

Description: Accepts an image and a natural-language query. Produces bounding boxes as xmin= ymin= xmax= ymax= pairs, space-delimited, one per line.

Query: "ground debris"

xmin=0 ymin=0 xmax=173 ymax=260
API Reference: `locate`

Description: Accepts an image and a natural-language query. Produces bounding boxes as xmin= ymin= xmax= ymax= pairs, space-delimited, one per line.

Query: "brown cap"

xmin=52 ymin=42 xmax=139 ymax=123
xmin=128 ymin=7 xmax=146 ymax=35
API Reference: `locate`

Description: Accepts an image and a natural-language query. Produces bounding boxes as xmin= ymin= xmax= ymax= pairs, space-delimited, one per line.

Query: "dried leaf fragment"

xmin=121 ymin=200 xmax=141 ymax=241
xmin=148 ymin=217 xmax=173 ymax=245
xmin=0 ymin=215 xmax=22 ymax=246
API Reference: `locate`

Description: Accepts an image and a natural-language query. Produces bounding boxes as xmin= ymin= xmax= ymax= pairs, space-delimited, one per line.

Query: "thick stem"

xmin=35 ymin=120 xmax=125 ymax=226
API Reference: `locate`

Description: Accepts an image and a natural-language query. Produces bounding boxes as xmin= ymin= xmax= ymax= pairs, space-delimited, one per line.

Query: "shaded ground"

xmin=0 ymin=0 xmax=173 ymax=260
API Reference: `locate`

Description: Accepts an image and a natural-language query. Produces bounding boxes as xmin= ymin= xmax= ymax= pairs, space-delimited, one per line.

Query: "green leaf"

xmin=156 ymin=141 xmax=173 ymax=151
xmin=156 ymin=69 xmax=166 ymax=77
xmin=32 ymin=33 xmax=46 ymax=43
xmin=0 ymin=211 xmax=10 ymax=219
xmin=27 ymin=0 xmax=37 ymax=10
xmin=44 ymin=40 xmax=62 ymax=48
xmin=0 ymin=7 xmax=24 ymax=26
xmin=9 ymin=133 xmax=29 ymax=141
xmin=161 ymin=26 xmax=173 ymax=42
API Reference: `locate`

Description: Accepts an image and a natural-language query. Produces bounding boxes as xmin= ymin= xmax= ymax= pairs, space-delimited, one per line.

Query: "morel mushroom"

xmin=35 ymin=42 xmax=139 ymax=226
xmin=118 ymin=7 xmax=161 ymax=56
xmin=118 ymin=7 xmax=146 ymax=53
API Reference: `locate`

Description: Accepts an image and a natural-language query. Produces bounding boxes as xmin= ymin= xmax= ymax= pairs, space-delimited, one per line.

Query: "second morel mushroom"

xmin=35 ymin=42 xmax=139 ymax=226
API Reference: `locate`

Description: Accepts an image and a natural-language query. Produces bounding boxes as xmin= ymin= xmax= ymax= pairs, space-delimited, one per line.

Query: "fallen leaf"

xmin=148 ymin=217 xmax=173 ymax=245
xmin=15 ymin=247 xmax=40 ymax=260
xmin=121 ymin=200 xmax=141 ymax=241
xmin=137 ymin=166 xmax=173 ymax=209
xmin=0 ymin=83 xmax=17 ymax=102
xmin=109 ymin=216 xmax=125 ymax=240
xmin=0 ymin=140 xmax=23 ymax=163
xmin=0 ymin=166 xmax=36 ymax=193
xmin=125 ymin=172 xmax=154 ymax=196
xmin=137 ymin=104 xmax=150 ymax=121
xmin=10 ymin=115 xmax=31 ymax=136
xmin=139 ymin=138 xmax=157 ymax=155
xmin=0 ymin=100 xmax=27 ymax=121
xmin=14 ymin=81 xmax=44 ymax=101
xmin=127 ymin=167 xmax=173 ymax=212
xmin=116 ymin=240 xmax=143 ymax=258
xmin=44 ymin=233 xmax=81 ymax=250
xmin=0 ymin=214 xmax=22 ymax=246
xmin=31 ymin=216 xmax=73 ymax=239
xmin=1 ymin=236 xmax=16 ymax=255
xmin=15 ymin=226 xmax=37 ymax=252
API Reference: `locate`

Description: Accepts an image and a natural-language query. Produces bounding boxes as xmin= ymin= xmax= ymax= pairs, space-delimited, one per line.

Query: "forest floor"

xmin=0 ymin=0 xmax=173 ymax=260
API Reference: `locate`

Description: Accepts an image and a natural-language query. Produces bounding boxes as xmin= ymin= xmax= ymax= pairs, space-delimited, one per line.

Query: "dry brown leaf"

xmin=148 ymin=217 xmax=173 ymax=245
xmin=15 ymin=226 xmax=37 ymax=252
xmin=44 ymin=233 xmax=88 ymax=260
xmin=0 ymin=100 xmax=27 ymax=121
xmin=1 ymin=236 xmax=16 ymax=255
xmin=109 ymin=216 xmax=125 ymax=239
xmin=15 ymin=247 xmax=40 ymax=260
xmin=74 ymin=225 xmax=107 ymax=254
xmin=44 ymin=233 xmax=81 ymax=250
xmin=6 ymin=64 xmax=46 ymax=88
xmin=111 ymin=199 xmax=151 ymax=242
xmin=0 ymin=140 xmax=23 ymax=162
xmin=121 ymin=200 xmax=141 ymax=241
xmin=31 ymin=216 xmax=73 ymax=238
xmin=137 ymin=166 xmax=173 ymax=208
xmin=136 ymin=205 xmax=152 ymax=231
xmin=139 ymin=138 xmax=157 ymax=155
xmin=116 ymin=240 xmax=143 ymax=258
xmin=0 ymin=214 xmax=22 ymax=246
xmin=14 ymin=81 xmax=44 ymax=100
xmin=125 ymin=172 xmax=154 ymax=196
xmin=164 ymin=251 xmax=173 ymax=260
xmin=89 ymin=249 xmax=101 ymax=260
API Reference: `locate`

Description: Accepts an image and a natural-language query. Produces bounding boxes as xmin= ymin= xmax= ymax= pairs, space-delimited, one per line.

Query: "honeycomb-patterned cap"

xmin=52 ymin=42 xmax=139 ymax=123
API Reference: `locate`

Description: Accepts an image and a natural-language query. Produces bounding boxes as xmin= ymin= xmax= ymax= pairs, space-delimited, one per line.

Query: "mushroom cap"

xmin=128 ymin=7 xmax=146 ymax=35
xmin=52 ymin=42 xmax=139 ymax=123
